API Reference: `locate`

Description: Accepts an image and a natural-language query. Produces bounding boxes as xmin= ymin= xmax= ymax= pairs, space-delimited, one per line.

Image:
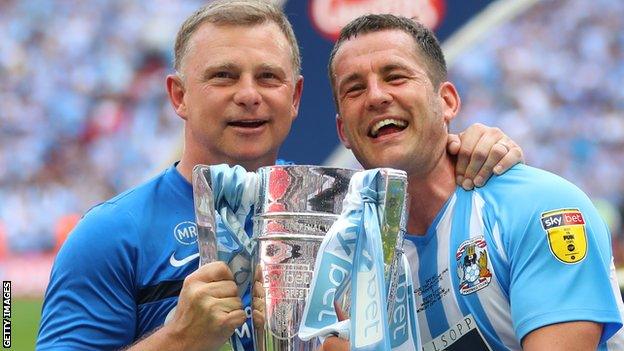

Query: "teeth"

xmin=370 ymin=119 xmax=407 ymax=137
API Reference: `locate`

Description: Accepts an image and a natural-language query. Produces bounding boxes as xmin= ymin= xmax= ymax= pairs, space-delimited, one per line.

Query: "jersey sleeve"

xmin=37 ymin=203 xmax=140 ymax=350
xmin=489 ymin=167 xmax=622 ymax=344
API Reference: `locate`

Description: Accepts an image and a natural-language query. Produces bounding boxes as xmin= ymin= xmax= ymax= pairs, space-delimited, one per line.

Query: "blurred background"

xmin=1 ymin=0 xmax=622 ymax=348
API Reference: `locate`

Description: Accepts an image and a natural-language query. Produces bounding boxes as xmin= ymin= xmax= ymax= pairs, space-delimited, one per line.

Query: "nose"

xmin=233 ymin=76 xmax=261 ymax=109
xmin=366 ymin=79 xmax=392 ymax=110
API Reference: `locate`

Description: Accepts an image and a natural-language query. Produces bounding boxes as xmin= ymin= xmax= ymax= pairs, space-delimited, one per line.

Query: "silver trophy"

xmin=251 ymin=165 xmax=408 ymax=351
xmin=192 ymin=164 xmax=408 ymax=350
xmin=192 ymin=165 xmax=219 ymax=266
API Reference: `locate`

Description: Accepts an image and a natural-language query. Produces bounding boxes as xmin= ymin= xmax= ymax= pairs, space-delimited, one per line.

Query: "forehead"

xmin=184 ymin=21 xmax=293 ymax=70
xmin=333 ymin=29 xmax=422 ymax=76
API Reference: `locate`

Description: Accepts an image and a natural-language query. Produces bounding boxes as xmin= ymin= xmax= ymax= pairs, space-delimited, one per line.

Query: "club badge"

xmin=540 ymin=208 xmax=587 ymax=264
xmin=456 ymin=236 xmax=492 ymax=295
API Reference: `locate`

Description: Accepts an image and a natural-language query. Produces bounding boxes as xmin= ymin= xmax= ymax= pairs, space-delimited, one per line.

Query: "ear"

xmin=438 ymin=81 xmax=461 ymax=124
xmin=290 ymin=75 xmax=304 ymax=121
xmin=335 ymin=114 xmax=352 ymax=149
xmin=166 ymin=74 xmax=187 ymax=120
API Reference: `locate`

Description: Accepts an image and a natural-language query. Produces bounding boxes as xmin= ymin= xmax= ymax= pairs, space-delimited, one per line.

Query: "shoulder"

xmin=474 ymin=164 xmax=610 ymax=259
xmin=477 ymin=164 xmax=595 ymax=213
xmin=62 ymin=168 xmax=177 ymax=257
xmin=98 ymin=167 xmax=176 ymax=214
xmin=474 ymin=164 xmax=607 ymax=248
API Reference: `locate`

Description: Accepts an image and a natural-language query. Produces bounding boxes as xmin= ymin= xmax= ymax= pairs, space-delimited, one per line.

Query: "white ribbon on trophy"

xmin=298 ymin=169 xmax=421 ymax=351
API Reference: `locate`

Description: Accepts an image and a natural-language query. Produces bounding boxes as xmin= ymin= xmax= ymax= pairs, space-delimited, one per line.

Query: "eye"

xmin=344 ymin=84 xmax=364 ymax=96
xmin=213 ymin=71 xmax=234 ymax=79
xmin=259 ymin=72 xmax=277 ymax=79
xmin=387 ymin=74 xmax=407 ymax=83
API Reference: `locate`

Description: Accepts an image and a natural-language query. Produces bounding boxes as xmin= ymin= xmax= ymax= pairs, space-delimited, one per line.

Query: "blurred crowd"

xmin=1 ymin=0 xmax=623 ymax=268
xmin=449 ymin=0 xmax=624 ymax=263
xmin=0 ymin=0 xmax=204 ymax=252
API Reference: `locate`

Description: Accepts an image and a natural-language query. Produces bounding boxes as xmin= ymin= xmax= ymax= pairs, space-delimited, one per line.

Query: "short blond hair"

xmin=174 ymin=0 xmax=301 ymax=77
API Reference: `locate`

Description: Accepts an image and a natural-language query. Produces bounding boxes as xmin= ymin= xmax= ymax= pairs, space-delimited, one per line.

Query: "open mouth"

xmin=228 ymin=120 xmax=268 ymax=128
xmin=368 ymin=119 xmax=408 ymax=138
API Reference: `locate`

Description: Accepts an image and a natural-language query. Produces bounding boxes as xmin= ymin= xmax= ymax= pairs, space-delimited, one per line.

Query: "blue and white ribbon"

xmin=299 ymin=169 xmax=421 ymax=351
xmin=389 ymin=254 xmax=421 ymax=351
xmin=205 ymin=164 xmax=259 ymax=351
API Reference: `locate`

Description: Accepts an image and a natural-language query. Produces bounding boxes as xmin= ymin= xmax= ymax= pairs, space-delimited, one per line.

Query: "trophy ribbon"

xmin=193 ymin=164 xmax=259 ymax=351
xmin=299 ymin=169 xmax=421 ymax=351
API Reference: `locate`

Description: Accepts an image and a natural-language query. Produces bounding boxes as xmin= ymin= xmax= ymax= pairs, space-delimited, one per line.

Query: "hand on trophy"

xmin=252 ymin=264 xmax=266 ymax=330
xmin=164 ymin=261 xmax=247 ymax=351
xmin=319 ymin=305 xmax=348 ymax=351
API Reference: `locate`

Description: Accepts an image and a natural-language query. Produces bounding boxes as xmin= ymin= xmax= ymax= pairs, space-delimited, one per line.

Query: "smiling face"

xmin=169 ymin=21 xmax=303 ymax=171
xmin=333 ymin=29 xmax=459 ymax=175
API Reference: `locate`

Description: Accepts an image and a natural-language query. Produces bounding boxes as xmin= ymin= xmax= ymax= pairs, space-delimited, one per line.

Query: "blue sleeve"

xmin=37 ymin=203 xmax=140 ymax=350
xmin=487 ymin=166 xmax=622 ymax=343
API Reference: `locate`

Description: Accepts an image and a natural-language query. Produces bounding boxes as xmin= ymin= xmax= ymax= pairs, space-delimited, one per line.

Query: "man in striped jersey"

xmin=325 ymin=13 xmax=624 ymax=351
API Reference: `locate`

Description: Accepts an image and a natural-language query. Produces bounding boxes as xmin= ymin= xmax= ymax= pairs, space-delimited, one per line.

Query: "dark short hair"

xmin=328 ymin=14 xmax=447 ymax=104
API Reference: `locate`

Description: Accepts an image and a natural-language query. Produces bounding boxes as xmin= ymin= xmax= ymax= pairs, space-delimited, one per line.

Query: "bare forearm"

xmin=522 ymin=321 xmax=602 ymax=351
xmin=123 ymin=325 xmax=185 ymax=351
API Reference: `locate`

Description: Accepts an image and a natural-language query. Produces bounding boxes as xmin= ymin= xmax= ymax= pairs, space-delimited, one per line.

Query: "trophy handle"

xmin=192 ymin=164 xmax=218 ymax=266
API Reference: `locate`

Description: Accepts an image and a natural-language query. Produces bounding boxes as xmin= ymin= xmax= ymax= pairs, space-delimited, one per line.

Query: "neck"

xmin=405 ymin=153 xmax=456 ymax=235
xmin=176 ymin=146 xmax=276 ymax=183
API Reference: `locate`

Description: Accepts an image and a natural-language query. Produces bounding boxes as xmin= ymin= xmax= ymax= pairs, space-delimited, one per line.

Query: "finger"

xmin=210 ymin=296 xmax=244 ymax=313
xmin=193 ymin=261 xmax=235 ymax=283
xmin=334 ymin=301 xmax=348 ymax=321
xmin=462 ymin=130 xmax=505 ymax=182
xmin=253 ymin=280 xmax=265 ymax=298
xmin=446 ymin=133 xmax=461 ymax=155
xmin=472 ymin=142 xmax=508 ymax=187
xmin=225 ymin=309 xmax=248 ymax=330
xmin=252 ymin=294 xmax=265 ymax=312
xmin=492 ymin=138 xmax=524 ymax=175
xmin=254 ymin=264 xmax=263 ymax=281
xmin=252 ymin=308 xmax=265 ymax=329
xmin=454 ymin=128 xmax=484 ymax=185
xmin=321 ymin=336 xmax=349 ymax=351
xmin=201 ymin=280 xmax=240 ymax=298
xmin=493 ymin=147 xmax=524 ymax=175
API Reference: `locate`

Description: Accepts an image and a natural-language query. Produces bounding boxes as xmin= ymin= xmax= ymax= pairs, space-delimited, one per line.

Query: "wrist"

xmin=159 ymin=322 xmax=226 ymax=351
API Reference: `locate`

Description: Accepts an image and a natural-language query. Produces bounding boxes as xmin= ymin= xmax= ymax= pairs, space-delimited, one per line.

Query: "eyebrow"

xmin=199 ymin=62 xmax=287 ymax=80
xmin=337 ymin=62 xmax=416 ymax=92
xmin=199 ymin=63 xmax=238 ymax=80
xmin=380 ymin=63 xmax=412 ymax=75
xmin=257 ymin=63 xmax=287 ymax=78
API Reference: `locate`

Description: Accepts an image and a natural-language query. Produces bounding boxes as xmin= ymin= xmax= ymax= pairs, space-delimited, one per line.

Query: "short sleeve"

xmin=493 ymin=170 xmax=622 ymax=343
xmin=37 ymin=203 xmax=140 ymax=350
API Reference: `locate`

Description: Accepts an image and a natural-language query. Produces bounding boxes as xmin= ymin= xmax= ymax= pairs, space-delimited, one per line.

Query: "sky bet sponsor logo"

xmin=540 ymin=208 xmax=587 ymax=264
xmin=2 ymin=281 xmax=10 ymax=349
xmin=304 ymin=254 xmax=350 ymax=328
xmin=390 ymin=272 xmax=409 ymax=348
xmin=173 ymin=221 xmax=198 ymax=245
xmin=541 ymin=209 xmax=585 ymax=229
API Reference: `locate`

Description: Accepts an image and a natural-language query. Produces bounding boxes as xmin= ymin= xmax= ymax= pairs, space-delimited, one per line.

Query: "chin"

xmin=361 ymin=155 xmax=407 ymax=172
xmin=230 ymin=149 xmax=275 ymax=165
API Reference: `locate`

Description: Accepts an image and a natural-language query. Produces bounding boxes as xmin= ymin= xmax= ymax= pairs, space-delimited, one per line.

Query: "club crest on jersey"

xmin=540 ymin=208 xmax=587 ymax=264
xmin=456 ymin=236 xmax=492 ymax=295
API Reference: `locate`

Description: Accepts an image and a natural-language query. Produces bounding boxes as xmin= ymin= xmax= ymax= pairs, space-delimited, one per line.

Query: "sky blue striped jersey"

xmin=404 ymin=164 xmax=624 ymax=351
